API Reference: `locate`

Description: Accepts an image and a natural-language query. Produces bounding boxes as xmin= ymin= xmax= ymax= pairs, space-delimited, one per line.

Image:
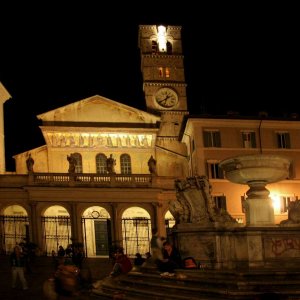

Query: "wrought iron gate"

xmin=42 ymin=216 xmax=71 ymax=256
xmin=122 ymin=217 xmax=151 ymax=257
xmin=0 ymin=215 xmax=29 ymax=254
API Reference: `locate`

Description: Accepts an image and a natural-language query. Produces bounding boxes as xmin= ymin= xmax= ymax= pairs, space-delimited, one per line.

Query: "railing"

xmin=0 ymin=173 xmax=176 ymax=189
xmin=32 ymin=173 xmax=154 ymax=187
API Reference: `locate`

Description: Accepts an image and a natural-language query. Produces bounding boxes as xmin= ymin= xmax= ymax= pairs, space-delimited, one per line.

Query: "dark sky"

xmin=0 ymin=4 xmax=298 ymax=171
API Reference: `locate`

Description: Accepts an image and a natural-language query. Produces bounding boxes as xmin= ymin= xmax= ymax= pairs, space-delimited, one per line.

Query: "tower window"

xmin=158 ymin=67 xmax=170 ymax=78
xmin=157 ymin=25 xmax=167 ymax=52
xmin=165 ymin=67 xmax=170 ymax=78
xmin=158 ymin=67 xmax=163 ymax=77
xmin=166 ymin=41 xmax=172 ymax=54
xmin=152 ymin=41 xmax=158 ymax=54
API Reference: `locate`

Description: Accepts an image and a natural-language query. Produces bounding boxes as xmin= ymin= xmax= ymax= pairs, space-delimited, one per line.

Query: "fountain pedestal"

xmin=244 ymin=180 xmax=274 ymax=225
xmin=219 ymin=154 xmax=290 ymax=226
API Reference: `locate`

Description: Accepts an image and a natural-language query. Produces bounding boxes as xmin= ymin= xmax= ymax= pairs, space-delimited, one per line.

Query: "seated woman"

xmin=157 ymin=241 xmax=182 ymax=275
xmin=110 ymin=247 xmax=132 ymax=277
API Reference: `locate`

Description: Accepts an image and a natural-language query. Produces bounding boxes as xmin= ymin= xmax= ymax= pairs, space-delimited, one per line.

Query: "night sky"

xmin=0 ymin=4 xmax=298 ymax=171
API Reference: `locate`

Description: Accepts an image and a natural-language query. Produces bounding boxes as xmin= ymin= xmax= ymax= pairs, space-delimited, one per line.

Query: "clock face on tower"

xmin=154 ymin=87 xmax=178 ymax=109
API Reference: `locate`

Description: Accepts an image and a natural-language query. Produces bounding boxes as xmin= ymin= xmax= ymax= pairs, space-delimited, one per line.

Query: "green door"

xmin=94 ymin=219 xmax=110 ymax=255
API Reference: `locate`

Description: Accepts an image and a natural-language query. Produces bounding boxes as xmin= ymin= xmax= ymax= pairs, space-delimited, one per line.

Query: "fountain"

xmin=219 ymin=154 xmax=291 ymax=226
xmin=170 ymin=154 xmax=300 ymax=271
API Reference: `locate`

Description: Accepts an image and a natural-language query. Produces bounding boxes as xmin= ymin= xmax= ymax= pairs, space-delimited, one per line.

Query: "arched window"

xmin=96 ymin=153 xmax=107 ymax=174
xmin=152 ymin=41 xmax=158 ymax=54
xmin=165 ymin=67 xmax=170 ymax=78
xmin=166 ymin=41 xmax=172 ymax=54
xmin=72 ymin=153 xmax=83 ymax=173
xmin=120 ymin=154 xmax=132 ymax=174
xmin=158 ymin=67 xmax=163 ymax=77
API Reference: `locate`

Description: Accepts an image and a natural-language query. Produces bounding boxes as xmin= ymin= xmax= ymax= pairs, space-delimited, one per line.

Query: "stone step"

xmin=119 ymin=277 xmax=254 ymax=298
xmin=133 ymin=269 xmax=300 ymax=290
xmin=92 ymin=268 xmax=300 ymax=299
xmin=94 ymin=278 xmax=230 ymax=300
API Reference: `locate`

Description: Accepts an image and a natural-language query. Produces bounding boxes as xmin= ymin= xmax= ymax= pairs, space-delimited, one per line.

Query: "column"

xmin=110 ymin=203 xmax=119 ymax=244
xmin=152 ymin=202 xmax=165 ymax=236
xmin=70 ymin=202 xmax=79 ymax=243
xmin=28 ymin=201 xmax=38 ymax=245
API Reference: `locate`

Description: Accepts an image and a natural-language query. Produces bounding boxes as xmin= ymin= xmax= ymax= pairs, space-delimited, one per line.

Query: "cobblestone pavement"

xmin=0 ymin=255 xmax=112 ymax=300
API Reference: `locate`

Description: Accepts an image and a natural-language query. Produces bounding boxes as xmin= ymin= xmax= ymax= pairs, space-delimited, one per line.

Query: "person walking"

xmin=10 ymin=245 xmax=28 ymax=290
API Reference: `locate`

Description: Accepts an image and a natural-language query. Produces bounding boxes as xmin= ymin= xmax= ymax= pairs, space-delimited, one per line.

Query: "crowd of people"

xmin=7 ymin=231 xmax=196 ymax=299
xmin=107 ymin=227 xmax=194 ymax=280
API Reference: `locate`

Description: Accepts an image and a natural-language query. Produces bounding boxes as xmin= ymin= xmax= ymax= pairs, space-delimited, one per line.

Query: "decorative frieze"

xmin=45 ymin=132 xmax=154 ymax=148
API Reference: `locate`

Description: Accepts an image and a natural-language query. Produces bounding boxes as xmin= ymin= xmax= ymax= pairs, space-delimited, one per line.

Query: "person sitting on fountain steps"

xmin=157 ymin=241 xmax=182 ymax=277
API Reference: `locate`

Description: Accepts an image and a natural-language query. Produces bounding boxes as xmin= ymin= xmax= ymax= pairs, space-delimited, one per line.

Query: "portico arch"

xmin=42 ymin=205 xmax=71 ymax=256
xmin=0 ymin=205 xmax=28 ymax=254
xmin=122 ymin=206 xmax=151 ymax=257
xmin=82 ymin=206 xmax=111 ymax=257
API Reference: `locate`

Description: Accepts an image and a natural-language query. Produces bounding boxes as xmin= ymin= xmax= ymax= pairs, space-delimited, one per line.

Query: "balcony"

xmin=0 ymin=173 xmax=176 ymax=189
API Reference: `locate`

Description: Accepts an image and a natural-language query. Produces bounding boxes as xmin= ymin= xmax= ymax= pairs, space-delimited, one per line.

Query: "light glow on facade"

xmin=270 ymin=193 xmax=281 ymax=213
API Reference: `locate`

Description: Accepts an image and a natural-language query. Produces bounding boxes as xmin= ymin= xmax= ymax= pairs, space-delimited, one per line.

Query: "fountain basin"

xmin=219 ymin=154 xmax=290 ymax=185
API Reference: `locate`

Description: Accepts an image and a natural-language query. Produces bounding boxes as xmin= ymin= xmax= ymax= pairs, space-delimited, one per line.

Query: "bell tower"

xmin=138 ymin=25 xmax=189 ymax=138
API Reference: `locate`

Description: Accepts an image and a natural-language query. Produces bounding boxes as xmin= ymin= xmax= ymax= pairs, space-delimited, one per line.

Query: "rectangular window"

xmin=280 ymin=195 xmax=298 ymax=213
xmin=213 ymin=195 xmax=227 ymax=210
xmin=152 ymin=41 xmax=158 ymax=54
xmin=207 ymin=162 xmax=224 ymax=179
xmin=242 ymin=131 xmax=256 ymax=148
xmin=203 ymin=130 xmax=221 ymax=147
xmin=241 ymin=196 xmax=246 ymax=213
xmin=165 ymin=67 xmax=170 ymax=78
xmin=287 ymin=163 xmax=294 ymax=179
xmin=277 ymin=132 xmax=291 ymax=149
xmin=158 ymin=67 xmax=163 ymax=77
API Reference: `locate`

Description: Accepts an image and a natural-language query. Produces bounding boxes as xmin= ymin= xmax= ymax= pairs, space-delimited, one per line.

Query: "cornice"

xmin=160 ymin=110 xmax=189 ymax=116
xmin=139 ymin=25 xmax=182 ymax=31
xmin=185 ymin=118 xmax=300 ymax=129
xmin=144 ymin=82 xmax=187 ymax=87
xmin=142 ymin=54 xmax=184 ymax=59
xmin=41 ymin=121 xmax=160 ymax=128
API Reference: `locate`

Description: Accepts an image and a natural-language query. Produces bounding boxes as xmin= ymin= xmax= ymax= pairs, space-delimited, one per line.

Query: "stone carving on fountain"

xmin=170 ymin=175 xmax=237 ymax=227
xmin=280 ymin=200 xmax=300 ymax=226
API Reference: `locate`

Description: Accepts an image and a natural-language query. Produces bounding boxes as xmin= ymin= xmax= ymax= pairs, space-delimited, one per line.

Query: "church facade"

xmin=1 ymin=25 xmax=300 ymax=257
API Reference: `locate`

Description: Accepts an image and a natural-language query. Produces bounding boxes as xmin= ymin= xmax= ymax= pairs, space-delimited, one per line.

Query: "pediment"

xmin=37 ymin=95 xmax=160 ymax=124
